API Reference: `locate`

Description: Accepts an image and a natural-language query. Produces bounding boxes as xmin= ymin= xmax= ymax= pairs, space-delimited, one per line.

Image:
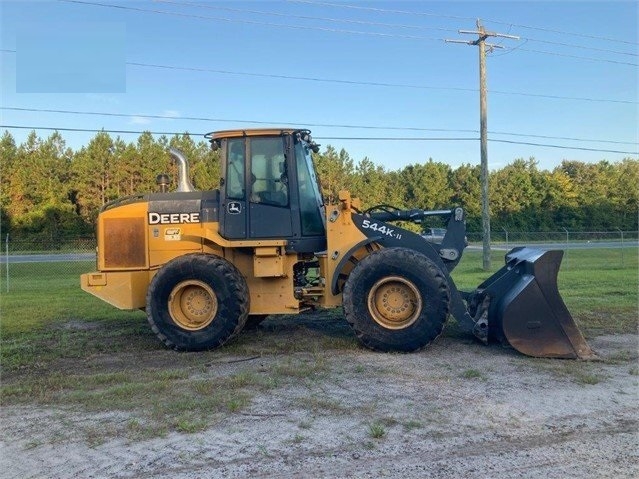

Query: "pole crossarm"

xmin=458 ymin=29 xmax=520 ymax=40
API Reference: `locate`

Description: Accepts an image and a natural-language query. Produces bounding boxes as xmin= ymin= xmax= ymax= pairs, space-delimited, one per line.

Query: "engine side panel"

xmin=98 ymin=201 xmax=149 ymax=271
xmin=103 ymin=217 xmax=147 ymax=269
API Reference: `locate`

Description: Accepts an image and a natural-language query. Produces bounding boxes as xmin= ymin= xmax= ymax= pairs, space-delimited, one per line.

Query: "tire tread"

xmin=146 ymin=253 xmax=249 ymax=351
xmin=343 ymin=247 xmax=449 ymax=352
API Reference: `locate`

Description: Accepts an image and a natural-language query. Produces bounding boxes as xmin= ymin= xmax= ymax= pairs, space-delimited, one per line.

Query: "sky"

xmin=1 ymin=0 xmax=637 ymax=172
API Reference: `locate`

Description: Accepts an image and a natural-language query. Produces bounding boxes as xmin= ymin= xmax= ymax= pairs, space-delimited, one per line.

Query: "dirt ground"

xmin=1 ymin=329 xmax=638 ymax=479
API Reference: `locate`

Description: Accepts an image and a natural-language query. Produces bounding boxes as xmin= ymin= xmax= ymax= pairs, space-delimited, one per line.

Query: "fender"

xmin=330 ymin=237 xmax=381 ymax=295
xmin=352 ymin=213 xmax=446 ymax=268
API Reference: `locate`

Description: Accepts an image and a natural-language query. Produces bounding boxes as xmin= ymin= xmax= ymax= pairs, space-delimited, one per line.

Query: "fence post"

xmin=5 ymin=234 xmax=8 ymax=293
xmin=562 ymin=227 xmax=569 ymax=268
xmin=501 ymin=227 xmax=509 ymax=252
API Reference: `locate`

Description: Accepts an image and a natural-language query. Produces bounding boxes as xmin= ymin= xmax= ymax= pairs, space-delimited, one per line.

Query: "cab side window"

xmin=227 ymin=139 xmax=245 ymax=199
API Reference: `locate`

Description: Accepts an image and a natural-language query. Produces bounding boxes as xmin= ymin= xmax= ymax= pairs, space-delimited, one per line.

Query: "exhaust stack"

xmin=169 ymin=148 xmax=196 ymax=192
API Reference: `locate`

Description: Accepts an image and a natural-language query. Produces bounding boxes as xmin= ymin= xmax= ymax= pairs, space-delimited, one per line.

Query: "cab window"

xmin=250 ymin=137 xmax=288 ymax=207
xmin=295 ymin=141 xmax=325 ymax=235
xmin=227 ymin=139 xmax=245 ymax=199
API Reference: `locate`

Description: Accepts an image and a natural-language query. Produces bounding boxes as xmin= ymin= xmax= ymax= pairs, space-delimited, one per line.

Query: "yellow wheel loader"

xmin=81 ymin=128 xmax=595 ymax=359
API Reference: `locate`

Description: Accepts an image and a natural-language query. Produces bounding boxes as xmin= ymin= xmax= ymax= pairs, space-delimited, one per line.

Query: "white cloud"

xmin=129 ymin=116 xmax=151 ymax=125
xmin=161 ymin=110 xmax=180 ymax=119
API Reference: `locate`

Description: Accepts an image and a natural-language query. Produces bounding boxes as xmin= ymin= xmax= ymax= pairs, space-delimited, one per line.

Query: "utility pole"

xmin=446 ymin=20 xmax=518 ymax=271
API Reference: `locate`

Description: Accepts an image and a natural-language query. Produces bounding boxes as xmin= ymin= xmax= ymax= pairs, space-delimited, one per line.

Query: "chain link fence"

xmin=1 ymin=231 xmax=637 ymax=292
xmin=465 ymin=229 xmax=638 ymax=271
xmin=466 ymin=229 xmax=639 ymax=248
xmin=0 ymin=236 xmax=96 ymax=293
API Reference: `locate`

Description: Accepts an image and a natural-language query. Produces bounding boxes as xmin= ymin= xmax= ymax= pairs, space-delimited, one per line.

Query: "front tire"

xmin=343 ymin=248 xmax=450 ymax=352
xmin=146 ymin=254 xmax=249 ymax=351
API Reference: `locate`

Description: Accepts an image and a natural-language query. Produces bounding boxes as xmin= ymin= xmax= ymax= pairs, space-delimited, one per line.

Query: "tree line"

xmin=1 ymin=130 xmax=637 ymax=241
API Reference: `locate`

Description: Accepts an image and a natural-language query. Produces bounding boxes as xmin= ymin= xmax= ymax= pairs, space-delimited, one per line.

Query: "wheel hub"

xmin=169 ymin=280 xmax=218 ymax=330
xmin=368 ymin=276 xmax=422 ymax=330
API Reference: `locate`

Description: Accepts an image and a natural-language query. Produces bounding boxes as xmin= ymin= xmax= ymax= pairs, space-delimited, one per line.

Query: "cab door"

xmin=247 ymin=136 xmax=293 ymax=238
xmin=220 ymin=137 xmax=248 ymax=239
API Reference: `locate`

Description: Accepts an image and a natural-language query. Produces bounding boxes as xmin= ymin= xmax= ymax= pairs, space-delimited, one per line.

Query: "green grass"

xmin=367 ymin=422 xmax=386 ymax=439
xmin=2 ymin=248 xmax=636 ymax=373
xmin=460 ymin=368 xmax=484 ymax=380
xmin=0 ymin=358 xmax=256 ymax=440
xmin=298 ymin=392 xmax=351 ymax=415
xmin=573 ymin=372 xmax=602 ymax=385
xmin=0 ymin=247 xmax=636 ymax=441
xmin=0 ymin=261 xmax=139 ymax=335
xmin=0 ymin=260 xmax=352 ymax=440
xmin=536 ymin=360 xmax=607 ymax=386
xmin=402 ymin=420 xmax=422 ymax=431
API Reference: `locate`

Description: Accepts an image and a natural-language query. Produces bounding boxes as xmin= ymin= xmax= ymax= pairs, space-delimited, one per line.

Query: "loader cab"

xmin=207 ymin=129 xmax=326 ymax=253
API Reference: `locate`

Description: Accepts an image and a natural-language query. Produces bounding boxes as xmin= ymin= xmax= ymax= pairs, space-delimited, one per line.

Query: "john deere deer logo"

xmin=227 ymin=202 xmax=242 ymax=214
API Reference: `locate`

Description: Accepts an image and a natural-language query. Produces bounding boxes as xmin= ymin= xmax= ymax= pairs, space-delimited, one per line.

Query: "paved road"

xmin=0 ymin=253 xmax=95 ymax=264
xmin=482 ymin=240 xmax=638 ymax=251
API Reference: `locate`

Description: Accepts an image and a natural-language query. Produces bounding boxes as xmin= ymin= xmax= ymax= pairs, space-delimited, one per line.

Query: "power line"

xmin=122 ymin=62 xmax=637 ymax=105
xmin=0 ymin=125 xmax=195 ymax=136
xmin=127 ymin=60 xmax=481 ymax=93
xmin=287 ymin=0 xmax=476 ymax=22
xmin=0 ymin=125 xmax=478 ymax=142
xmin=60 ymin=1 xmax=638 ymax=66
xmin=171 ymin=0 xmax=637 ymax=58
xmin=0 ymin=48 xmax=635 ymax=104
xmin=490 ymin=139 xmax=638 ymax=155
xmin=1 ymin=48 xmax=634 ymax=103
xmin=58 ymin=0 xmax=444 ymax=41
xmin=290 ymin=0 xmax=639 ymax=46
xmin=483 ymin=19 xmax=639 ymax=47
xmin=1 ymin=106 xmax=477 ymax=134
xmin=314 ymin=137 xmax=478 ymax=141
xmin=155 ymin=0 xmax=458 ymax=34
xmin=504 ymin=46 xmax=637 ymax=67
xmin=2 ymin=125 xmax=637 ymax=155
xmin=488 ymin=130 xmax=635 ymax=146
xmin=521 ymin=37 xmax=637 ymax=58
xmin=329 ymin=137 xmax=638 ymax=155
xmin=3 ymin=106 xmax=636 ymax=145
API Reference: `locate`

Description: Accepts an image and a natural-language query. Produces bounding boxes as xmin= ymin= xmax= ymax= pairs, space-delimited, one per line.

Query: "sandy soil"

xmin=1 ymin=333 xmax=638 ymax=479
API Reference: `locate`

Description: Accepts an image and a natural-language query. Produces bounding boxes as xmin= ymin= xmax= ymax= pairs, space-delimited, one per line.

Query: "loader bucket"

xmin=471 ymin=247 xmax=596 ymax=359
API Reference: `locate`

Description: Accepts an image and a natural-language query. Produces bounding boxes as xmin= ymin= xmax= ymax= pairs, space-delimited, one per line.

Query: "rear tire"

xmin=343 ymin=247 xmax=449 ymax=352
xmin=146 ymin=254 xmax=249 ymax=351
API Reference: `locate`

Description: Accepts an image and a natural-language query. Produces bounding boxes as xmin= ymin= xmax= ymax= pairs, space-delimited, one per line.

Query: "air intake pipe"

xmin=169 ymin=148 xmax=196 ymax=192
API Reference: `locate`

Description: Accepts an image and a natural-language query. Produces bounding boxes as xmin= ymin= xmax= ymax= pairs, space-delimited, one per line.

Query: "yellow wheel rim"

xmin=367 ymin=276 xmax=422 ymax=330
xmin=168 ymin=280 xmax=218 ymax=331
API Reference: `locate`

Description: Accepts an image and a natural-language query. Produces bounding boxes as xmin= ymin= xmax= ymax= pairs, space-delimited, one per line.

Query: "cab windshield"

xmin=294 ymin=140 xmax=325 ymax=235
